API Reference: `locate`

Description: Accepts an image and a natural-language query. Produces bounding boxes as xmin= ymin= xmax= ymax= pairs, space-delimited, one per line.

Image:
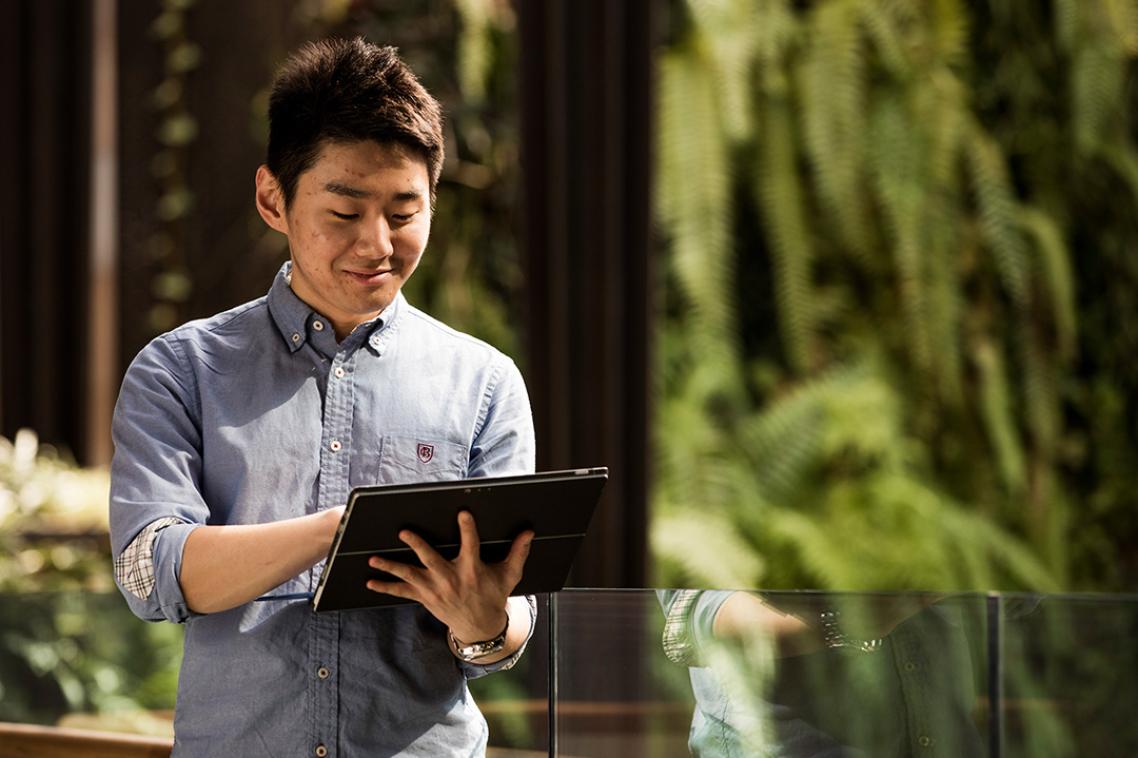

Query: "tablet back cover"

xmin=313 ymin=469 xmax=607 ymax=612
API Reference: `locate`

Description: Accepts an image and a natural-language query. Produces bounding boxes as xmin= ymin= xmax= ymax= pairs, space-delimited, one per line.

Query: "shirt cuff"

xmin=151 ymin=521 xmax=203 ymax=623
xmin=114 ymin=517 xmax=182 ymax=600
xmin=114 ymin=517 xmax=203 ymax=624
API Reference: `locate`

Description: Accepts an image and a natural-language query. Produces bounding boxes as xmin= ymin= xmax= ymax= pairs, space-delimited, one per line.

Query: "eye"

xmin=392 ymin=212 xmax=416 ymax=224
xmin=330 ymin=211 xmax=359 ymax=220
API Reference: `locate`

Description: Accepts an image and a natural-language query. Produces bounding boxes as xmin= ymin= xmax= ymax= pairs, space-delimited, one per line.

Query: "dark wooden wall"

xmin=0 ymin=1 xmax=94 ymax=460
xmin=519 ymin=0 xmax=656 ymax=589
xmin=116 ymin=0 xmax=299 ymax=379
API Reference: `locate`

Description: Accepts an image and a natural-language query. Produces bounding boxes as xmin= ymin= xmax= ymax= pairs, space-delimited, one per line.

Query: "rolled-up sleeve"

xmin=109 ymin=333 xmax=210 ymax=624
xmin=461 ymin=354 xmax=537 ymax=677
xmin=658 ymin=589 xmax=736 ymax=665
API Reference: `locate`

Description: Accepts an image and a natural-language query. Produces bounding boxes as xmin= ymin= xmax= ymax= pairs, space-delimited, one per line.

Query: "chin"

xmin=360 ymin=292 xmax=396 ymax=313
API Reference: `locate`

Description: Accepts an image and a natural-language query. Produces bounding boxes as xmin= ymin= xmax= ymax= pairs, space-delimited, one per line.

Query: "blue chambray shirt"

xmin=109 ymin=263 xmax=537 ymax=757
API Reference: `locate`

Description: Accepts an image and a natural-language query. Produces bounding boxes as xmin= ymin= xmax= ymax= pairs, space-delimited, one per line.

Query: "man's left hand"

xmin=365 ymin=510 xmax=533 ymax=643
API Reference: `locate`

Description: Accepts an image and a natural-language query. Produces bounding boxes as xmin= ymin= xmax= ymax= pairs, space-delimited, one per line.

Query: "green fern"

xmin=1017 ymin=205 xmax=1077 ymax=358
xmin=869 ymin=92 xmax=934 ymax=373
xmin=652 ymin=508 xmax=766 ymax=588
xmin=654 ymin=0 xmax=1137 ymax=598
xmin=801 ymin=0 xmax=872 ymax=259
xmin=1072 ymin=44 xmax=1125 ymax=153
xmin=756 ymin=97 xmax=816 ymax=374
xmin=972 ymin=338 xmax=1027 ymax=495
xmin=688 ymin=0 xmax=761 ymax=141
xmin=657 ymin=47 xmax=737 ymax=361
xmin=964 ymin=125 xmax=1031 ymax=306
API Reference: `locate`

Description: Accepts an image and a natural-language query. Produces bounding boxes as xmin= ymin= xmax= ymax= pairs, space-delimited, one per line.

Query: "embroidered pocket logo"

xmin=416 ymin=443 xmax=435 ymax=464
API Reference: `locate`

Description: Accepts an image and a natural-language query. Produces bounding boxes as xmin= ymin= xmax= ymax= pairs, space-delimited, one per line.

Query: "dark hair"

xmin=266 ymin=38 xmax=444 ymax=206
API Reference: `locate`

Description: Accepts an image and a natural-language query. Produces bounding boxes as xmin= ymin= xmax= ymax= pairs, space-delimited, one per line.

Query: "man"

xmin=110 ymin=38 xmax=536 ymax=756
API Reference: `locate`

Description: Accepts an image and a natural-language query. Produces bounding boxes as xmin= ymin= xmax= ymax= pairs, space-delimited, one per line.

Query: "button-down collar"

xmin=266 ymin=262 xmax=402 ymax=357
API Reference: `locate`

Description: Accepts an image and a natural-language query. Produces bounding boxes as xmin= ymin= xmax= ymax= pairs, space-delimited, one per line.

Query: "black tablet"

xmin=312 ymin=467 xmax=608 ymax=612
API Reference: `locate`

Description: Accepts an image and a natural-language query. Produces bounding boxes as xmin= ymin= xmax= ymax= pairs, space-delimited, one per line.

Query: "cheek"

xmin=393 ymin=228 xmax=428 ymax=259
xmin=296 ymin=220 xmax=353 ymax=256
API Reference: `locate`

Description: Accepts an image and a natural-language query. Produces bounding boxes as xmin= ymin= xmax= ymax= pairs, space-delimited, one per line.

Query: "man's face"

xmin=257 ymin=140 xmax=431 ymax=338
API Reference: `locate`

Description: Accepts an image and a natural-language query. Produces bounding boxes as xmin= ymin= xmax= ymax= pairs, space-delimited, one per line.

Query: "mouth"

xmin=344 ymin=269 xmax=393 ymax=285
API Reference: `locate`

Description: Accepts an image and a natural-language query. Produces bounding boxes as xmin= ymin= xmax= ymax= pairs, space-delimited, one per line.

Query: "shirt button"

xmin=918 ymin=735 xmax=933 ymax=748
xmin=329 ymin=440 xmax=342 ymax=452
xmin=904 ymin=662 xmax=917 ymax=672
xmin=291 ymin=333 xmax=301 ymax=343
xmin=315 ymin=745 xmax=328 ymax=757
xmin=313 ymin=320 xmax=325 ymax=331
xmin=317 ymin=666 xmax=330 ymax=679
xmin=333 ymin=366 xmax=345 ymax=379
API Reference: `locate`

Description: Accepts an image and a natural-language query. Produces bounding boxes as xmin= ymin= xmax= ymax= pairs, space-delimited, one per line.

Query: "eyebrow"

xmin=322 ymin=182 xmax=423 ymax=202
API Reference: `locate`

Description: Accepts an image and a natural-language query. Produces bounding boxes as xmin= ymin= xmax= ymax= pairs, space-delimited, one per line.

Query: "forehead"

xmin=300 ymin=139 xmax=429 ymax=193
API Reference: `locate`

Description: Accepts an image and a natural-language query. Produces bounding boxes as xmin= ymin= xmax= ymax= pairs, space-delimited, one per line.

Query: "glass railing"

xmin=552 ymin=590 xmax=1138 ymax=757
xmin=2 ymin=589 xmax=1136 ymax=756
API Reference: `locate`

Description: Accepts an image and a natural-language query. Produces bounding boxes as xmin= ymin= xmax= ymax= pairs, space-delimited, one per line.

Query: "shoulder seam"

xmin=472 ymin=354 xmax=509 ymax=442
xmin=160 ymin=331 xmax=202 ymax=421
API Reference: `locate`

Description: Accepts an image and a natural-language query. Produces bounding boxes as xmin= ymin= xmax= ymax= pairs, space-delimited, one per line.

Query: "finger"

xmin=368 ymin=555 xmax=422 ymax=584
xmin=502 ymin=530 xmax=535 ymax=588
xmin=457 ymin=510 xmax=481 ymax=565
xmin=398 ymin=529 xmax=449 ymax=572
xmin=366 ymin=579 xmax=419 ymax=601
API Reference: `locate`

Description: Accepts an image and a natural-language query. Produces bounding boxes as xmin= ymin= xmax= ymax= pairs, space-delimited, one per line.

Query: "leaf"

xmin=1016 ymin=205 xmax=1077 ymax=359
xmin=964 ymin=126 xmax=1030 ymax=306
xmin=652 ymin=508 xmax=765 ymax=589
xmin=756 ymin=96 xmax=816 ymax=374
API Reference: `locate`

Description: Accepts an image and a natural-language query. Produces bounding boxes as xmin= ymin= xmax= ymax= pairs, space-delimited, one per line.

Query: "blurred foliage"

xmin=652 ymin=0 xmax=1138 ymax=592
xmin=0 ymin=431 xmax=181 ymax=731
xmin=0 ymin=430 xmax=112 ymax=593
xmin=0 ymin=592 xmax=181 ymax=734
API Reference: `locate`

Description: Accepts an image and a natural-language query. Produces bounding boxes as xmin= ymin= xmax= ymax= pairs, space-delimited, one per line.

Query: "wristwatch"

xmin=448 ymin=614 xmax=509 ymax=662
xmin=820 ymin=609 xmax=883 ymax=654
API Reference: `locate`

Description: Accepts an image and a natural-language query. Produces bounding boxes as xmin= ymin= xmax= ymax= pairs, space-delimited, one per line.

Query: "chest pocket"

xmin=377 ymin=434 xmax=468 ymax=484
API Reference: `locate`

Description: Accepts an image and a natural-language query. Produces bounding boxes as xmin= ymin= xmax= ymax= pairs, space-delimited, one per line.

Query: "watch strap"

xmin=449 ymin=613 xmax=510 ymax=662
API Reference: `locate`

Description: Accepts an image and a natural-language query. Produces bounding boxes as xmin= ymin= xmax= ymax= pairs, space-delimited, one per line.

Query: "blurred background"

xmin=3 ymin=0 xmax=1138 ymax=748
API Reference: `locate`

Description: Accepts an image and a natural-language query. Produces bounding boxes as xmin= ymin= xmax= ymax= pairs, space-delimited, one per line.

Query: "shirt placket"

xmin=892 ymin=629 xmax=938 ymax=754
xmin=310 ymin=339 xmax=356 ymax=758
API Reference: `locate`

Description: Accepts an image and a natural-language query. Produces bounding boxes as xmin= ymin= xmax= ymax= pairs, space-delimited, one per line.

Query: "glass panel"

xmin=999 ymin=594 xmax=1138 ymax=757
xmin=469 ymin=593 xmax=551 ymax=756
xmin=554 ymin=589 xmax=993 ymax=757
xmin=553 ymin=590 xmax=695 ymax=757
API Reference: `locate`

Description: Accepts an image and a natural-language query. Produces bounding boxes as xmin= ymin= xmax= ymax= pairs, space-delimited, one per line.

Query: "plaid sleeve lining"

xmin=114 ymin=517 xmax=183 ymax=600
xmin=662 ymin=589 xmax=701 ymax=665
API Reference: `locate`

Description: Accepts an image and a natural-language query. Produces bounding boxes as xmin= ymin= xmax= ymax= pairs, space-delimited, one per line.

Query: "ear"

xmin=255 ymin=165 xmax=289 ymax=235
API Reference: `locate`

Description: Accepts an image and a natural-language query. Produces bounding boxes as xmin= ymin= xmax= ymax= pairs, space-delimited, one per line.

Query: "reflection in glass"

xmin=659 ymin=591 xmax=988 ymax=757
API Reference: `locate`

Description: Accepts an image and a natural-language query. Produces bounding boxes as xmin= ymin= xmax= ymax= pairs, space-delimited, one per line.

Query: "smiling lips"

xmin=345 ymin=269 xmax=393 ymax=284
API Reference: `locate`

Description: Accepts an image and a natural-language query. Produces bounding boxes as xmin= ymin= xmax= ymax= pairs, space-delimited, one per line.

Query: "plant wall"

xmin=653 ymin=0 xmax=1138 ymax=592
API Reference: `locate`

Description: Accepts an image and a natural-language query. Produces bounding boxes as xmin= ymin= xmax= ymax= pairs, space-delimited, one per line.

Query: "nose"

xmin=357 ymin=214 xmax=395 ymax=259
